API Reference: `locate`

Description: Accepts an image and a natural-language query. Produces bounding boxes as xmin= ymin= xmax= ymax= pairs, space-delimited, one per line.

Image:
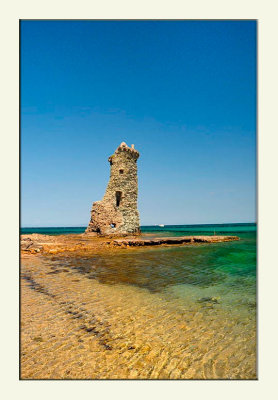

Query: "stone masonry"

xmin=85 ymin=142 xmax=140 ymax=236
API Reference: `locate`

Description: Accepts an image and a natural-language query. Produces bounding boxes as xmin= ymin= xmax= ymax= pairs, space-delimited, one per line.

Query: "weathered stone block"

xmin=86 ymin=142 xmax=140 ymax=236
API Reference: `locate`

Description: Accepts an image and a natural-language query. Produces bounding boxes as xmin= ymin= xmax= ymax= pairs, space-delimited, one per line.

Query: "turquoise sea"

xmin=21 ymin=223 xmax=256 ymax=300
xmin=21 ymin=223 xmax=257 ymax=378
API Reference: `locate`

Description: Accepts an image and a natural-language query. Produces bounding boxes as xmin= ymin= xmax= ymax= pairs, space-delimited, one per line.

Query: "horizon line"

xmin=21 ymin=222 xmax=257 ymax=229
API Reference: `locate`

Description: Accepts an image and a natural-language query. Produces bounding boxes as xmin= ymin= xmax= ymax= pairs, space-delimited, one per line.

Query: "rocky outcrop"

xmin=20 ymin=233 xmax=240 ymax=255
xmin=21 ymin=237 xmax=43 ymax=253
xmin=86 ymin=142 xmax=140 ymax=236
xmin=110 ymin=236 xmax=240 ymax=247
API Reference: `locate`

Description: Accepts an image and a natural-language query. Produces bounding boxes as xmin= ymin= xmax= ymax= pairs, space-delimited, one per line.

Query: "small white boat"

xmin=158 ymin=224 xmax=165 ymax=227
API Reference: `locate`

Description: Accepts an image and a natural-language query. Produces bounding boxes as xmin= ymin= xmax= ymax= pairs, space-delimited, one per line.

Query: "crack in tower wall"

xmin=85 ymin=142 xmax=140 ymax=236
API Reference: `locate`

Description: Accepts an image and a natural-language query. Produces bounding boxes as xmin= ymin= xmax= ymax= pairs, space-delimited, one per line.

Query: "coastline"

xmin=21 ymin=233 xmax=239 ymax=256
xmin=20 ymin=232 xmax=256 ymax=380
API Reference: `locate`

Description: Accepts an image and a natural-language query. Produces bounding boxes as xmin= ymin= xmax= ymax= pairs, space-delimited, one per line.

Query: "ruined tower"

xmin=86 ymin=142 xmax=140 ymax=236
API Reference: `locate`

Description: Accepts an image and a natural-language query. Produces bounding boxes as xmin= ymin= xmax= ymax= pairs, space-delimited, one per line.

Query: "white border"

xmin=1 ymin=0 xmax=278 ymax=398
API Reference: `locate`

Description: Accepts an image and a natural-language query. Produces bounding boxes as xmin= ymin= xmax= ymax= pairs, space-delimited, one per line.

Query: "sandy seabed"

xmin=20 ymin=234 xmax=256 ymax=380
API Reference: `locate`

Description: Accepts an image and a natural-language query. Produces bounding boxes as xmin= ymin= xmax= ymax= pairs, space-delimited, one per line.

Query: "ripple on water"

xmin=35 ymin=236 xmax=256 ymax=379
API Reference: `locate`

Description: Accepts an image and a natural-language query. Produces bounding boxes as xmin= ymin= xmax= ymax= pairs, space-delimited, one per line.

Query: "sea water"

xmin=21 ymin=223 xmax=257 ymax=378
xmin=21 ymin=223 xmax=256 ymax=311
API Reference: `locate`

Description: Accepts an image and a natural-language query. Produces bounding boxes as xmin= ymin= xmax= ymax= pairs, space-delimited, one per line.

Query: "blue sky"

xmin=21 ymin=20 xmax=256 ymax=226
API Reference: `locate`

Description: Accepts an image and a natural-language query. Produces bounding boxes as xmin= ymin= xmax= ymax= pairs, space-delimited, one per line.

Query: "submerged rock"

xmin=197 ymin=297 xmax=220 ymax=304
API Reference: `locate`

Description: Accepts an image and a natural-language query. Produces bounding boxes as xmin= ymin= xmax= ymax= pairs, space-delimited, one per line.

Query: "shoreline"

xmin=21 ymin=233 xmax=239 ymax=256
xmin=20 ymin=233 xmax=255 ymax=380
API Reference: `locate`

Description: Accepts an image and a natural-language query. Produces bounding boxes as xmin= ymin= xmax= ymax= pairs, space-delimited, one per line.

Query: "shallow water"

xmin=48 ymin=224 xmax=256 ymax=306
xmin=22 ymin=223 xmax=257 ymax=379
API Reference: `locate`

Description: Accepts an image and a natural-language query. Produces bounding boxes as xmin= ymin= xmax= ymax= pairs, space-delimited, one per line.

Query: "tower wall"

xmin=85 ymin=142 xmax=140 ymax=235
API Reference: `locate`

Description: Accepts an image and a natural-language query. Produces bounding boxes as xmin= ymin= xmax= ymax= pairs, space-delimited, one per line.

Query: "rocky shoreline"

xmin=21 ymin=233 xmax=239 ymax=255
xmin=20 ymin=233 xmax=257 ymax=380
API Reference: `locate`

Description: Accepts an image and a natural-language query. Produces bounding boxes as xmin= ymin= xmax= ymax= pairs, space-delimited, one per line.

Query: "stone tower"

xmin=86 ymin=142 xmax=140 ymax=236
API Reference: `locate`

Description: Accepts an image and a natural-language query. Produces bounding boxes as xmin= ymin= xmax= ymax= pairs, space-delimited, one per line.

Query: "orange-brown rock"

xmin=20 ymin=233 xmax=239 ymax=256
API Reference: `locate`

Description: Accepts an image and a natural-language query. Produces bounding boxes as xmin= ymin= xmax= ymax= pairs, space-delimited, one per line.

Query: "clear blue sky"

xmin=21 ymin=20 xmax=256 ymax=227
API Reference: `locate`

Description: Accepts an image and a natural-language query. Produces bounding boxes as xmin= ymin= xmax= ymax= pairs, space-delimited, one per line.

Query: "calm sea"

xmin=21 ymin=223 xmax=257 ymax=378
xmin=21 ymin=223 xmax=256 ymax=299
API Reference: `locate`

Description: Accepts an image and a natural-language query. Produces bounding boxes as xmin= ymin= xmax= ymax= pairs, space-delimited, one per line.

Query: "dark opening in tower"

xmin=116 ymin=191 xmax=122 ymax=207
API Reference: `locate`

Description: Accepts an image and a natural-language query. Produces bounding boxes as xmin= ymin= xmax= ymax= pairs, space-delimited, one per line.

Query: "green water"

xmin=38 ymin=223 xmax=256 ymax=313
xmin=23 ymin=223 xmax=257 ymax=378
